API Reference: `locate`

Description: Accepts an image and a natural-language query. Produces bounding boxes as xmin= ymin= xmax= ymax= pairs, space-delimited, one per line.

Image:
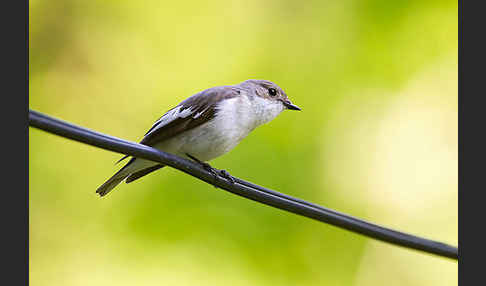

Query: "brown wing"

xmin=140 ymin=85 xmax=240 ymax=146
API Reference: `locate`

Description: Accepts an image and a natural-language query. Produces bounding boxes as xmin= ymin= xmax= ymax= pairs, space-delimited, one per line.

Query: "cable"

xmin=28 ymin=109 xmax=458 ymax=260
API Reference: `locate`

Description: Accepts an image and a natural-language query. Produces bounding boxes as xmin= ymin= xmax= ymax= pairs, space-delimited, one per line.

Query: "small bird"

xmin=96 ymin=79 xmax=301 ymax=197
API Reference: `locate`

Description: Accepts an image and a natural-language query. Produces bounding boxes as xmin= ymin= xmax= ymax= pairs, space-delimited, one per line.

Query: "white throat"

xmin=216 ymin=93 xmax=284 ymax=134
xmin=250 ymin=95 xmax=285 ymax=126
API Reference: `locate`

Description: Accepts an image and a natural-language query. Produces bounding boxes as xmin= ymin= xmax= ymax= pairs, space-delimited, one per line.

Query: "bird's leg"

xmin=185 ymin=153 xmax=235 ymax=185
xmin=185 ymin=153 xmax=218 ymax=181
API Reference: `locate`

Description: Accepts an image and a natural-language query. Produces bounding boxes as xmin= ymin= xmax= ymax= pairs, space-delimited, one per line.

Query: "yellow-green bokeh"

xmin=29 ymin=0 xmax=458 ymax=285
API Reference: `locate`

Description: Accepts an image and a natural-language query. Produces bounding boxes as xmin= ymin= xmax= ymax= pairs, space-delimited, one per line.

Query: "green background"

xmin=29 ymin=0 xmax=458 ymax=285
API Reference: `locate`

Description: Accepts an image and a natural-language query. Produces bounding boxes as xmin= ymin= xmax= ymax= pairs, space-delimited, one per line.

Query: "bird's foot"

xmin=219 ymin=169 xmax=236 ymax=184
xmin=186 ymin=153 xmax=235 ymax=186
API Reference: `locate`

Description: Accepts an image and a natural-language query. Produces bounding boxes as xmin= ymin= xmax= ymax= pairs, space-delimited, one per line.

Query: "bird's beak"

xmin=282 ymin=99 xmax=301 ymax=111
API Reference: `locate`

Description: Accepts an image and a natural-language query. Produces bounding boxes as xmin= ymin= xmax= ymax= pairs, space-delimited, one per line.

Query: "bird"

xmin=96 ymin=79 xmax=301 ymax=197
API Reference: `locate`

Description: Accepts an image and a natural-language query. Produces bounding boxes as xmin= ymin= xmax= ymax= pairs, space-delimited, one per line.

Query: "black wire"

xmin=28 ymin=109 xmax=458 ymax=260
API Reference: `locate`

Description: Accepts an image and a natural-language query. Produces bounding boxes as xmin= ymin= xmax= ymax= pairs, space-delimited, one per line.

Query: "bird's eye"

xmin=268 ymin=88 xmax=277 ymax=96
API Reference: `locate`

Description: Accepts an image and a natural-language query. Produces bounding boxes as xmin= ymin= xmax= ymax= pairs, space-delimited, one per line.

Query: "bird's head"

xmin=239 ymin=79 xmax=301 ymax=111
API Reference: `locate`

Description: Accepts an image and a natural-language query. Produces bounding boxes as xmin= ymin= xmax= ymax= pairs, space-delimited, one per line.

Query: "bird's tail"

xmin=95 ymin=159 xmax=134 ymax=197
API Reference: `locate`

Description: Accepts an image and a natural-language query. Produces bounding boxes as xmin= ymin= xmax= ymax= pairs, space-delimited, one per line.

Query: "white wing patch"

xmin=193 ymin=106 xmax=211 ymax=119
xmin=145 ymin=106 xmax=194 ymax=137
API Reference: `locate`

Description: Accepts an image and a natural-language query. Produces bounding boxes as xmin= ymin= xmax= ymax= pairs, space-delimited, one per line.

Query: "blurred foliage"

xmin=29 ymin=0 xmax=457 ymax=285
